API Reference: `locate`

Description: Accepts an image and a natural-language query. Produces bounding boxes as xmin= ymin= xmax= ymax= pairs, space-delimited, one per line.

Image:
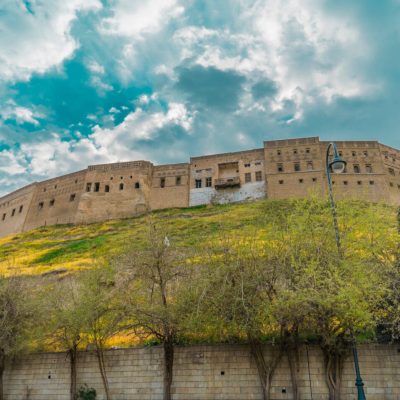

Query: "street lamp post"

xmin=325 ymin=142 xmax=366 ymax=400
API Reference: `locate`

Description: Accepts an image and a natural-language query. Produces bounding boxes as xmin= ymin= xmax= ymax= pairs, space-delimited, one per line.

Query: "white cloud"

xmin=0 ymin=0 xmax=102 ymax=82
xmin=99 ymin=0 xmax=183 ymax=38
xmin=0 ymin=103 xmax=43 ymax=125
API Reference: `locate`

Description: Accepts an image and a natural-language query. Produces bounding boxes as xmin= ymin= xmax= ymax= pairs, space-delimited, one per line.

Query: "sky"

xmin=1 ymin=0 xmax=400 ymax=196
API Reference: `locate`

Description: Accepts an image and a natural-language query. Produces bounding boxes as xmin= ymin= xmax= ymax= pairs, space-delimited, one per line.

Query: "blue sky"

xmin=1 ymin=0 xmax=400 ymax=196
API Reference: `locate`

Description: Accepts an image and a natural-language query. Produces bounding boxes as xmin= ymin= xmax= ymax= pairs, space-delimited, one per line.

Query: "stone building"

xmin=1 ymin=136 xmax=399 ymax=238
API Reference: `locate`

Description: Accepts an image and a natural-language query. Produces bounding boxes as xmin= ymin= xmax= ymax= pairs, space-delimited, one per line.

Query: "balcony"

xmin=214 ymin=177 xmax=240 ymax=189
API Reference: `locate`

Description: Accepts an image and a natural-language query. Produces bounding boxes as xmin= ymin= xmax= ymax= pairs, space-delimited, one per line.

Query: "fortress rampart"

xmin=1 ymin=136 xmax=399 ymax=238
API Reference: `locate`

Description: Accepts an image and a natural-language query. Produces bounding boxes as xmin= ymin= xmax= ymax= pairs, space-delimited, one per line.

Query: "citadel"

xmin=1 ymin=136 xmax=399 ymax=238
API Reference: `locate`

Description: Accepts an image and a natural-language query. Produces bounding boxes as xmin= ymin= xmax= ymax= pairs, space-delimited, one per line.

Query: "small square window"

xmin=176 ymin=176 xmax=181 ymax=186
xmin=294 ymin=163 xmax=301 ymax=172
xmin=205 ymin=177 xmax=212 ymax=187
xmin=357 ymin=181 xmax=362 ymax=185
xmin=70 ymin=194 xmax=76 ymax=202
xmin=105 ymin=185 xmax=110 ymax=192
xmin=343 ymin=181 xmax=348 ymax=185
xmin=363 ymin=151 xmax=368 ymax=156
xmin=49 ymin=199 xmax=55 ymax=207
xmin=255 ymin=171 xmax=262 ymax=181
xmin=160 ymin=178 xmax=165 ymax=188
xmin=195 ymin=179 xmax=202 ymax=188
xmin=312 ymin=177 xmax=317 ymax=182
xmin=277 ymin=150 xmax=281 ymax=156
xmin=352 ymin=151 xmax=356 ymax=157
xmin=38 ymin=202 xmax=44 ymax=210
xmin=120 ymin=176 xmax=123 ymax=179
xmin=369 ymin=180 xmax=374 ymax=185
xmin=389 ymin=182 xmax=394 ymax=187
xmin=279 ymin=180 xmax=284 ymax=184
xmin=293 ymin=149 xmax=298 ymax=154
xmin=306 ymin=148 xmax=310 ymax=154
xmin=135 ymin=182 xmax=140 ymax=189
xmin=277 ymin=163 xmax=284 ymax=172
xmin=299 ymin=179 xmax=303 ymax=183
xmin=245 ymin=172 xmax=252 ymax=183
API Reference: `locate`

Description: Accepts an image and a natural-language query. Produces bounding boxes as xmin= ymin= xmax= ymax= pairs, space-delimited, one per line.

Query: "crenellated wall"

xmin=0 ymin=137 xmax=399 ymax=238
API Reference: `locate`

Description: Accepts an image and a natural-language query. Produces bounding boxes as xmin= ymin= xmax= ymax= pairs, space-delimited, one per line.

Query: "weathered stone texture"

xmin=3 ymin=344 xmax=400 ymax=400
xmin=1 ymin=136 xmax=399 ymax=238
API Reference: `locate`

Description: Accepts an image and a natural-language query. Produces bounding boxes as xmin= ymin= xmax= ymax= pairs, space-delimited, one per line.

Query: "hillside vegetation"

xmin=0 ymin=198 xmax=398 ymax=276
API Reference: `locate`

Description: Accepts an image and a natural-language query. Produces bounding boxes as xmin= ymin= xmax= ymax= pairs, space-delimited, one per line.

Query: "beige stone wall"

xmin=22 ymin=170 xmax=87 ymax=232
xmin=75 ymin=161 xmax=153 ymax=224
xmin=0 ymin=184 xmax=36 ymax=238
xmin=3 ymin=344 xmax=400 ymax=400
xmin=149 ymin=163 xmax=190 ymax=210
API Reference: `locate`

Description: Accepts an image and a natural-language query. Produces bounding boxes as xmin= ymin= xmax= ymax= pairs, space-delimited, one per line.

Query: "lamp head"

xmin=329 ymin=144 xmax=346 ymax=174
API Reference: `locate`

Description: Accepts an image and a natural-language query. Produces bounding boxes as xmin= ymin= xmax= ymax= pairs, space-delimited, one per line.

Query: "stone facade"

xmin=3 ymin=344 xmax=400 ymax=400
xmin=1 ymin=136 xmax=399 ymax=238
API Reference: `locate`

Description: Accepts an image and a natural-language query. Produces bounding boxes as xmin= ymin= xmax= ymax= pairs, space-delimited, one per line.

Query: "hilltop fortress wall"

xmin=1 ymin=136 xmax=399 ymax=238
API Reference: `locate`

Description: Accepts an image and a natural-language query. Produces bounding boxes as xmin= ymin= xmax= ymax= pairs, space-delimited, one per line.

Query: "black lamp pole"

xmin=325 ymin=142 xmax=366 ymax=400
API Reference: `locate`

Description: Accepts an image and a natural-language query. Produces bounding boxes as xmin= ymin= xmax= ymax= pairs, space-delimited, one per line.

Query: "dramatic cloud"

xmin=0 ymin=0 xmax=400 ymax=196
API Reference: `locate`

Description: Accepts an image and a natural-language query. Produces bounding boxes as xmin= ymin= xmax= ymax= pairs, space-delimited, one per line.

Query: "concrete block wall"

xmin=3 ymin=344 xmax=400 ymax=400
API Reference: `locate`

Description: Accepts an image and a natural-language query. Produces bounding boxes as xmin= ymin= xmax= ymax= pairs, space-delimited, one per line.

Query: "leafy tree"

xmin=115 ymin=220 xmax=191 ymax=400
xmin=0 ymin=275 xmax=34 ymax=400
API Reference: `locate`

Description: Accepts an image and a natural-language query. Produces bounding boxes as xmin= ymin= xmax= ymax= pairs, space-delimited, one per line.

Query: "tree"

xmin=79 ymin=265 xmax=125 ymax=400
xmin=115 ymin=220 xmax=191 ymax=400
xmin=0 ymin=274 xmax=33 ymax=400
xmin=44 ymin=276 xmax=87 ymax=400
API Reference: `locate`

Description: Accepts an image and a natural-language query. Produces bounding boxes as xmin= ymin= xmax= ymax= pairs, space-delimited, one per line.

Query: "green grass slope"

xmin=0 ymin=198 xmax=397 ymax=276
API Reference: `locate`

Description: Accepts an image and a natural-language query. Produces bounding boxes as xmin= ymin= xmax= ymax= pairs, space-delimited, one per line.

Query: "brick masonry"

xmin=3 ymin=344 xmax=400 ymax=400
xmin=1 ymin=136 xmax=400 ymax=238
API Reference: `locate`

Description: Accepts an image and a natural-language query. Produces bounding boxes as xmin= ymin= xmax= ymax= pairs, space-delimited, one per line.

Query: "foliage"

xmin=77 ymin=385 xmax=96 ymax=400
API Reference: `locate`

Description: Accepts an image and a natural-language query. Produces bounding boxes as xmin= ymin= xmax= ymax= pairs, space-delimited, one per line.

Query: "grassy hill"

xmin=0 ymin=198 xmax=398 ymax=276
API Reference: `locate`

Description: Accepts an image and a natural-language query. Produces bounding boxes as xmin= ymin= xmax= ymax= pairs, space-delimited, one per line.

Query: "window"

xmin=205 ymin=177 xmax=212 ymax=187
xmin=277 ymin=149 xmax=281 ymax=156
xmin=94 ymin=182 xmax=100 ymax=192
xmin=43 ymin=188 xmax=46 ymax=192
xmin=312 ymin=177 xmax=317 ymax=182
xmin=306 ymin=148 xmax=310 ymax=154
xmin=390 ymin=182 xmax=394 ymax=187
xmin=339 ymin=151 xmax=343 ymax=157
xmin=294 ymin=162 xmax=301 ymax=172
xmin=86 ymin=183 xmax=92 ymax=192
xmin=135 ymin=182 xmax=140 ymax=189
xmin=49 ymin=199 xmax=55 ymax=207
xmin=130 ymin=176 xmax=132 ymax=179
xmin=245 ymin=172 xmax=252 ymax=183
xmin=11 ymin=208 xmax=15 ymax=217
xmin=255 ymin=161 xmax=262 ymax=166
xmin=110 ymin=177 xmax=113 ymax=180
xmin=54 ymin=185 xmax=57 ymax=189
xmin=293 ymin=149 xmax=298 ymax=154
xmin=75 ymin=179 xmax=78 ymax=184
xmin=363 ymin=151 xmax=368 ymax=156
xmin=307 ymin=161 xmax=313 ymax=170
xmin=19 ymin=205 xmax=23 ymax=213
xmin=353 ymin=165 xmax=360 ymax=173
xmin=160 ymin=178 xmax=165 ymax=188
xmin=195 ymin=179 xmax=202 ymax=188
xmin=255 ymin=171 xmax=262 ymax=181
xmin=277 ymin=163 xmax=284 ymax=172
xmin=357 ymin=181 xmax=362 ymax=185
xmin=369 ymin=180 xmax=374 ymax=185
xmin=244 ymin=163 xmax=250 ymax=168
xmin=105 ymin=185 xmax=110 ymax=192
xmin=2 ymin=213 xmax=5 ymax=221
xmin=352 ymin=151 xmax=356 ymax=157
xmin=120 ymin=176 xmax=123 ymax=179
xmin=175 ymin=177 xmax=181 ymax=186
xmin=119 ymin=183 xmax=124 ymax=191
xmin=365 ymin=164 xmax=373 ymax=173
xmin=70 ymin=194 xmax=76 ymax=202
xmin=38 ymin=202 xmax=44 ymax=210
xmin=389 ymin=168 xmax=395 ymax=176
xmin=299 ymin=179 xmax=304 ymax=184
xmin=279 ymin=180 xmax=284 ymax=184
xmin=343 ymin=181 xmax=348 ymax=185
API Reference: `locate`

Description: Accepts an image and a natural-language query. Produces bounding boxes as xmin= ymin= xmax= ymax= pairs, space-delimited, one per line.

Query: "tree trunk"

xmin=250 ymin=341 xmax=283 ymax=400
xmin=286 ymin=346 xmax=299 ymax=400
xmin=163 ymin=340 xmax=174 ymax=400
xmin=68 ymin=346 xmax=78 ymax=400
xmin=96 ymin=345 xmax=111 ymax=400
xmin=0 ymin=348 xmax=5 ymax=400
xmin=323 ymin=349 xmax=343 ymax=400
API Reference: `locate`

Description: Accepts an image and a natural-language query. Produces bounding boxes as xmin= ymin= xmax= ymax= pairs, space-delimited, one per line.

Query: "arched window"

xmin=353 ymin=165 xmax=360 ymax=173
xmin=135 ymin=182 xmax=140 ymax=189
xmin=105 ymin=185 xmax=110 ymax=192
xmin=119 ymin=183 xmax=124 ymax=191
